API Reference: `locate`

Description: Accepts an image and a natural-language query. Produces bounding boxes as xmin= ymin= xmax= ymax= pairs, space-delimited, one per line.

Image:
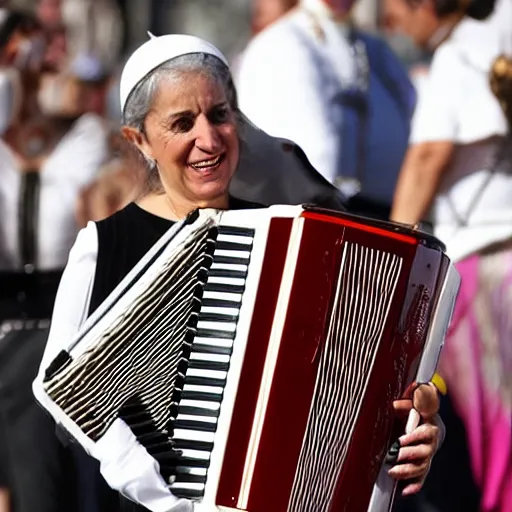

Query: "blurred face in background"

xmin=322 ymin=0 xmax=358 ymax=17
xmin=42 ymin=25 xmax=67 ymax=71
xmin=36 ymin=0 xmax=62 ymax=30
xmin=252 ymin=0 xmax=297 ymax=34
xmin=383 ymin=0 xmax=440 ymax=47
xmin=1 ymin=24 xmax=46 ymax=73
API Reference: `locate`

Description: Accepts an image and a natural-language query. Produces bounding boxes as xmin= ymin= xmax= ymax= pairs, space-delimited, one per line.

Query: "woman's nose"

xmin=194 ymin=116 xmax=222 ymax=153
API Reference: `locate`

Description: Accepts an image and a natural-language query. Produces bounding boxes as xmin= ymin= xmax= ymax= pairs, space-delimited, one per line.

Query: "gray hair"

xmin=122 ymin=52 xmax=240 ymax=192
xmin=124 ymin=53 xmax=239 ymax=132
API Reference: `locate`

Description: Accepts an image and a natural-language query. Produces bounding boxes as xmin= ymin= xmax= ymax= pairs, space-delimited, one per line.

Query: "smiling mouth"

xmin=189 ymin=154 xmax=224 ymax=171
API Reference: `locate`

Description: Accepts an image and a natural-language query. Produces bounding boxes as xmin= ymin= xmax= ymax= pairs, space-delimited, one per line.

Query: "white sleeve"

xmin=38 ymin=221 xmax=98 ymax=376
xmin=236 ymin=30 xmax=341 ymax=183
xmin=410 ymin=46 xmax=459 ymax=144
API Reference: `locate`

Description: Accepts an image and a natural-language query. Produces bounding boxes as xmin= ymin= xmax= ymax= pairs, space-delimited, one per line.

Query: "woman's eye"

xmin=172 ymin=117 xmax=194 ymax=133
xmin=210 ymin=107 xmax=230 ymax=124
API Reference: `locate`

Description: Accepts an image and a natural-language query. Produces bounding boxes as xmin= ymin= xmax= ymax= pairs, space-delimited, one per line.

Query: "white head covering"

xmin=118 ymin=34 xmax=345 ymax=212
xmin=119 ymin=33 xmax=229 ymax=114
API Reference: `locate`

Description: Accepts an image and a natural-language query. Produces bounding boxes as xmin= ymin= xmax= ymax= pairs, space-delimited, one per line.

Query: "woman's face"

xmin=322 ymin=0 xmax=358 ymax=17
xmin=383 ymin=0 xmax=439 ymax=48
xmin=125 ymin=71 xmax=239 ymax=206
xmin=252 ymin=0 xmax=297 ymax=34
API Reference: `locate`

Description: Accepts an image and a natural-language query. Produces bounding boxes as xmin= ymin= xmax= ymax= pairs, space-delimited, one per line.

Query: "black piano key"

xmin=182 ymin=389 xmax=224 ymax=401
xmin=174 ymin=472 xmax=207 ymax=484
xmin=144 ymin=441 xmax=177 ymax=454
xmin=198 ymin=311 xmax=239 ymax=323
xmin=191 ymin=343 xmax=233 ymax=356
xmin=135 ymin=431 xmax=168 ymax=444
xmin=173 ymin=439 xmax=214 ymax=452
xmin=175 ymin=455 xmax=210 ymax=469
xmin=218 ymin=226 xmax=255 ymax=237
xmin=215 ymin=241 xmax=252 ymax=252
xmin=174 ymin=418 xmax=217 ymax=432
xmin=171 ymin=487 xmax=205 ymax=500
xmin=188 ymin=359 xmax=230 ymax=372
xmin=196 ymin=327 xmax=235 ymax=339
xmin=147 ymin=445 xmax=182 ymax=461
xmin=212 ymin=255 xmax=250 ymax=266
xmin=185 ymin=375 xmax=226 ymax=387
xmin=201 ymin=297 xmax=241 ymax=309
xmin=208 ymin=268 xmax=248 ymax=279
xmin=178 ymin=405 xmax=220 ymax=417
xmin=127 ymin=420 xmax=161 ymax=437
xmin=204 ymin=282 xmax=246 ymax=294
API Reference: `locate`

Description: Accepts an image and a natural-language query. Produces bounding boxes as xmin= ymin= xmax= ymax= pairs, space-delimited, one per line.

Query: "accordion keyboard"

xmin=169 ymin=225 xmax=255 ymax=500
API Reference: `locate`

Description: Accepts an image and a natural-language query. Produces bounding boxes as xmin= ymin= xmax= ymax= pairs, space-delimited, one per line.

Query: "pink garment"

xmin=439 ymin=244 xmax=512 ymax=511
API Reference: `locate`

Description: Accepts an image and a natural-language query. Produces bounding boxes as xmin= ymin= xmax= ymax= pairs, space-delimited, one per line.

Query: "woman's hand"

xmin=388 ymin=382 xmax=442 ymax=496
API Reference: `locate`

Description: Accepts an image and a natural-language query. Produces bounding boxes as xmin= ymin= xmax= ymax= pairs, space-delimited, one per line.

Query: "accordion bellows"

xmin=34 ymin=205 xmax=460 ymax=512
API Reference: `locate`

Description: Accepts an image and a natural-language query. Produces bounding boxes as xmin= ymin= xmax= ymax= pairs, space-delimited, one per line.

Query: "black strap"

xmin=18 ymin=169 xmax=41 ymax=271
xmin=345 ymin=26 xmax=370 ymax=189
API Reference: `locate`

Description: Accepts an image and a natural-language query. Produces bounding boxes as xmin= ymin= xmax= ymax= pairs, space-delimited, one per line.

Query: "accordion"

xmin=34 ymin=205 xmax=460 ymax=512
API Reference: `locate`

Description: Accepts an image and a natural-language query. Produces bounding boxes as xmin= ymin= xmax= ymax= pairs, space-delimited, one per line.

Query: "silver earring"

xmin=146 ymin=157 xmax=157 ymax=170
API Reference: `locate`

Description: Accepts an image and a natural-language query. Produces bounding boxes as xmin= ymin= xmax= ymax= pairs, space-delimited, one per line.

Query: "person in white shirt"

xmin=388 ymin=0 xmax=512 ymax=510
xmin=236 ymin=0 xmax=416 ymax=219
xmin=0 ymin=10 xmax=110 ymax=512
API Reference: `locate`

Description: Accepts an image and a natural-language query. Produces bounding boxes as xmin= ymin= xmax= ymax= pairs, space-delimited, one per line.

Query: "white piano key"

xmin=186 ymin=368 xmax=228 ymax=380
xmin=175 ymin=467 xmax=208 ymax=476
xmin=210 ymin=263 xmax=248 ymax=273
xmin=176 ymin=414 xmax=218 ymax=424
xmin=197 ymin=321 xmax=236 ymax=333
xmin=179 ymin=449 xmax=211 ymax=461
xmin=170 ymin=482 xmax=205 ymax=491
xmin=190 ymin=353 xmax=230 ymax=363
xmin=174 ymin=429 xmax=216 ymax=443
xmin=217 ymin=234 xmax=253 ymax=245
xmin=202 ymin=291 xmax=242 ymax=303
xmin=180 ymin=399 xmax=221 ymax=411
xmin=200 ymin=306 xmax=240 ymax=317
xmin=192 ymin=337 xmax=234 ymax=349
xmin=207 ymin=276 xmax=246 ymax=287
xmin=213 ymin=249 xmax=251 ymax=260
xmin=183 ymin=384 xmax=224 ymax=395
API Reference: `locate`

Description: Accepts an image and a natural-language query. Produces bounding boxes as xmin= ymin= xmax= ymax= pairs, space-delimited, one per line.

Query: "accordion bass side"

xmin=34 ymin=205 xmax=460 ymax=512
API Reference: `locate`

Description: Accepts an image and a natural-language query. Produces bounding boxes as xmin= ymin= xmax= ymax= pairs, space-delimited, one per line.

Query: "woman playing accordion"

xmin=34 ymin=34 xmax=449 ymax=512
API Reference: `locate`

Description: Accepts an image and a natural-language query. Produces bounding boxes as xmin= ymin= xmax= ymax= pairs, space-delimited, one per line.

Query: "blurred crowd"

xmin=0 ymin=0 xmax=511 ymax=511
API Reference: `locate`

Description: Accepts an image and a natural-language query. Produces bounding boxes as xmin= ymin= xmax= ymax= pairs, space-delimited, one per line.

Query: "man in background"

xmin=236 ymin=0 xmax=416 ymax=220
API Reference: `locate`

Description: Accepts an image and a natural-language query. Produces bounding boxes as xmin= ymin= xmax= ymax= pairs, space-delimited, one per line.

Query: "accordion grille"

xmin=288 ymin=242 xmax=403 ymax=512
xmin=43 ymin=223 xmax=216 ymax=453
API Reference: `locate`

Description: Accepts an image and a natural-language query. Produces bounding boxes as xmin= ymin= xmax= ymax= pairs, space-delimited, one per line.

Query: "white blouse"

xmin=39 ymin=221 xmax=98 ymax=372
xmin=410 ymin=0 xmax=512 ymax=262
xmin=0 ymin=113 xmax=109 ymax=271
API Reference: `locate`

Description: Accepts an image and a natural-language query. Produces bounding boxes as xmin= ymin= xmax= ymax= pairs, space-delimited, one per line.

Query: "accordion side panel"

xmin=287 ymin=232 xmax=406 ymax=512
xmin=215 ymin=217 xmax=294 ymax=509
xmin=330 ymin=237 xmax=443 ymax=511
xmin=243 ymin=218 xmax=425 ymax=512
xmin=325 ymin=229 xmax=424 ymax=512
xmin=245 ymin=218 xmax=347 ymax=511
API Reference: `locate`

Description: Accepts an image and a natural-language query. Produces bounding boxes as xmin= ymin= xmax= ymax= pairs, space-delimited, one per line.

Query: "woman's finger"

xmin=392 ymin=398 xmax=412 ymax=418
xmin=388 ymin=461 xmax=429 ymax=481
xmin=399 ymin=424 xmax=438 ymax=447
xmin=402 ymin=481 xmax=424 ymax=496
xmin=396 ymin=444 xmax=432 ymax=463
xmin=406 ymin=409 xmax=420 ymax=434
xmin=413 ymin=382 xmax=439 ymax=420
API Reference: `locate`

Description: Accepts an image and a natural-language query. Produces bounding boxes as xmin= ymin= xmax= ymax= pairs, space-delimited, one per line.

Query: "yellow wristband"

xmin=431 ymin=373 xmax=447 ymax=396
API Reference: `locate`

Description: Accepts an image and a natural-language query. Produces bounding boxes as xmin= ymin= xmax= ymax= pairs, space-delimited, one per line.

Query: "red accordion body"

xmin=216 ymin=207 xmax=453 ymax=512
